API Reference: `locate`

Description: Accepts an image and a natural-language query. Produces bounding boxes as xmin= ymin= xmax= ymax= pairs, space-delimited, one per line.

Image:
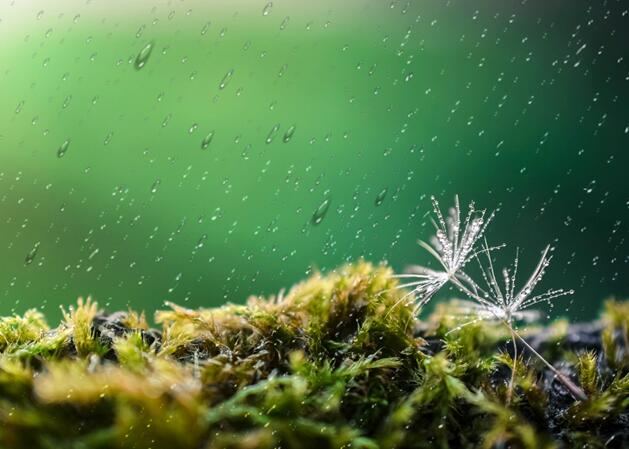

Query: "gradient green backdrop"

xmin=1 ymin=0 xmax=627 ymax=321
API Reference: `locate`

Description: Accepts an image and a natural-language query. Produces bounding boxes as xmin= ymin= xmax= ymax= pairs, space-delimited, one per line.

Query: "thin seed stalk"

xmin=507 ymin=325 xmax=517 ymax=405
xmin=508 ymin=325 xmax=588 ymax=402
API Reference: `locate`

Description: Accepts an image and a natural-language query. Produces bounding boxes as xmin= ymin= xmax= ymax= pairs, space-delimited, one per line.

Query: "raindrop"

xmin=150 ymin=179 xmax=161 ymax=194
xmin=24 ymin=242 xmax=40 ymax=266
xmin=134 ymin=41 xmax=154 ymax=70
xmin=201 ymin=131 xmax=214 ymax=149
xmin=195 ymin=234 xmax=207 ymax=249
xmin=280 ymin=16 xmax=290 ymax=30
xmin=283 ymin=125 xmax=296 ymax=143
xmin=57 ymin=139 xmax=70 ymax=158
xmin=219 ymin=69 xmax=234 ymax=89
xmin=266 ymin=124 xmax=280 ymax=144
xmin=311 ymin=198 xmax=331 ymax=225
xmin=262 ymin=2 xmax=273 ymax=16
xmin=375 ymin=188 xmax=388 ymax=206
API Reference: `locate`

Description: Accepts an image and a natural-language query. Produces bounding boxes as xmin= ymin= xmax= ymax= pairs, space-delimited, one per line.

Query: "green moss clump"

xmin=0 ymin=262 xmax=627 ymax=448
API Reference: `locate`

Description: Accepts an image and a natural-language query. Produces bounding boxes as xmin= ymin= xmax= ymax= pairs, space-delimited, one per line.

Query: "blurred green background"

xmin=0 ymin=0 xmax=627 ymax=321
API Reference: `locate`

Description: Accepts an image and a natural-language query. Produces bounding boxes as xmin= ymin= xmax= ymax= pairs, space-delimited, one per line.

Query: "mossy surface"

xmin=0 ymin=262 xmax=627 ymax=449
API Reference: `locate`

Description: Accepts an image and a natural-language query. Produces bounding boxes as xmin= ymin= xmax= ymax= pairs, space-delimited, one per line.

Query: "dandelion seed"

xmin=453 ymin=241 xmax=574 ymax=325
xmin=451 ymin=241 xmax=586 ymax=402
xmin=393 ymin=195 xmax=493 ymax=307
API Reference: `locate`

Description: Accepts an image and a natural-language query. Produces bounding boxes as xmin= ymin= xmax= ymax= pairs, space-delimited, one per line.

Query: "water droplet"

xmin=201 ymin=131 xmax=214 ymax=149
xmin=134 ymin=41 xmax=154 ymax=70
xmin=266 ymin=124 xmax=280 ymax=144
xmin=311 ymin=198 xmax=331 ymax=225
xmin=25 ymin=242 xmax=40 ymax=266
xmin=375 ymin=188 xmax=388 ymax=206
xmin=150 ymin=179 xmax=161 ymax=194
xmin=219 ymin=69 xmax=234 ymax=90
xmin=262 ymin=2 xmax=273 ymax=16
xmin=57 ymin=139 xmax=70 ymax=158
xmin=195 ymin=234 xmax=207 ymax=249
xmin=283 ymin=125 xmax=296 ymax=143
xmin=62 ymin=95 xmax=72 ymax=109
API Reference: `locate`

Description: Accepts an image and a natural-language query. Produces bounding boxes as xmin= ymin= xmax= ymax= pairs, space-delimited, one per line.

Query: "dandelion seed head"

xmin=395 ymin=195 xmax=492 ymax=310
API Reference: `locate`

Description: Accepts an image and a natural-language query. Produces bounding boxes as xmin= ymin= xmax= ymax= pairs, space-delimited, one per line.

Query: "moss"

xmin=0 ymin=262 xmax=627 ymax=449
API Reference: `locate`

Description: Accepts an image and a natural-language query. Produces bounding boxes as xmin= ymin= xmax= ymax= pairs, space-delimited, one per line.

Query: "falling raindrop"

xmin=283 ymin=125 xmax=296 ymax=143
xmin=62 ymin=95 xmax=72 ymax=109
xmin=134 ymin=41 xmax=154 ymax=70
xmin=375 ymin=188 xmax=388 ymax=206
xmin=219 ymin=69 xmax=234 ymax=90
xmin=57 ymin=139 xmax=70 ymax=158
xmin=150 ymin=179 xmax=161 ymax=194
xmin=195 ymin=234 xmax=207 ymax=249
xmin=266 ymin=124 xmax=280 ymax=144
xmin=262 ymin=2 xmax=273 ymax=16
xmin=311 ymin=198 xmax=331 ymax=225
xmin=201 ymin=131 xmax=214 ymax=149
xmin=24 ymin=242 xmax=40 ymax=266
